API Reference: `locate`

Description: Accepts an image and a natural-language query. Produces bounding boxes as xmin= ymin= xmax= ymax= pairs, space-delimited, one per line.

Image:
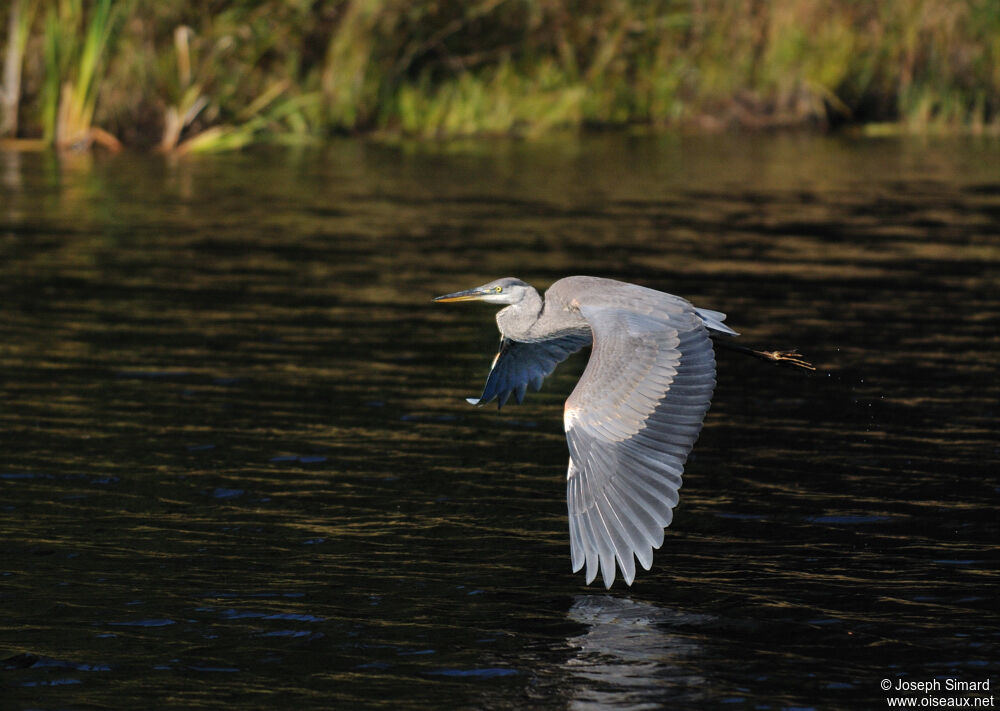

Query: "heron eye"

xmin=494 ymin=286 xmax=503 ymax=293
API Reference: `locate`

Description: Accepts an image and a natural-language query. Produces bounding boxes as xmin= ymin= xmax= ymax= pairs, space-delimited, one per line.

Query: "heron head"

xmin=434 ymin=277 xmax=533 ymax=305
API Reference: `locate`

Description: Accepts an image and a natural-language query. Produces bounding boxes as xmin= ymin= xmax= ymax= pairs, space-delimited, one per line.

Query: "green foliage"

xmin=393 ymin=59 xmax=585 ymax=137
xmin=2 ymin=0 xmax=998 ymax=149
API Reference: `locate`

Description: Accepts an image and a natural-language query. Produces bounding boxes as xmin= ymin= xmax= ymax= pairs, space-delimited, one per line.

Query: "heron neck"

xmin=495 ymin=288 xmax=544 ymax=340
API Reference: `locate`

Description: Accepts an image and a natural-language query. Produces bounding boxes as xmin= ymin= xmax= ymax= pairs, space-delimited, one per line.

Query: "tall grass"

xmin=40 ymin=0 xmax=122 ymax=149
xmin=155 ymin=24 xmax=321 ymax=153
xmin=0 ymin=0 xmax=39 ymax=137
xmin=0 ymin=0 xmax=997 ymax=149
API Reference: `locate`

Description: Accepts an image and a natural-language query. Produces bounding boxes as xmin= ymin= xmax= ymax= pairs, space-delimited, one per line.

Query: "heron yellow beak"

xmin=433 ymin=288 xmax=486 ymax=302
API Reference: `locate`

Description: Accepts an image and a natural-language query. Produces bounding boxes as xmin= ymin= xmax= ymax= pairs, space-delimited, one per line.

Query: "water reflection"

xmin=1 ymin=149 xmax=21 ymax=193
xmin=566 ymin=596 xmax=709 ymax=709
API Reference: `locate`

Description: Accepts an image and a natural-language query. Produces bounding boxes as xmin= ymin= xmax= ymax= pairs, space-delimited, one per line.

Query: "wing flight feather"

xmin=565 ymin=303 xmax=716 ymax=588
xmin=469 ymin=333 xmax=591 ymax=409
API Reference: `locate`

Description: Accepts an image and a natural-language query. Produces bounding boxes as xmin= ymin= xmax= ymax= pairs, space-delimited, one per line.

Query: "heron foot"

xmin=756 ymin=349 xmax=815 ymax=371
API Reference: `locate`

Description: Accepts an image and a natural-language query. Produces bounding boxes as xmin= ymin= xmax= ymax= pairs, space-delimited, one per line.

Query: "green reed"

xmin=39 ymin=0 xmax=123 ymax=149
xmin=0 ymin=0 xmax=39 ymax=137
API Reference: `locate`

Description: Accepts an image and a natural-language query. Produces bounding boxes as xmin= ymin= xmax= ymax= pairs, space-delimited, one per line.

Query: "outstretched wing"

xmin=469 ymin=333 xmax=592 ymax=409
xmin=565 ymin=304 xmax=716 ymax=588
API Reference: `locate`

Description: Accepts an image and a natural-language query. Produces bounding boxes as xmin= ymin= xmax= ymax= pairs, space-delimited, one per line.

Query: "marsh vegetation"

xmin=1 ymin=0 xmax=999 ymax=151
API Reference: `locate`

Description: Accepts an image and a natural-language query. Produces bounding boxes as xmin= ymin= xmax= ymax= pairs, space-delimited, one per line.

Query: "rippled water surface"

xmin=1 ymin=136 xmax=998 ymax=709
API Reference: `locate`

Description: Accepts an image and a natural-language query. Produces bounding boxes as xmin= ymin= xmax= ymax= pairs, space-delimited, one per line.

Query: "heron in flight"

xmin=434 ymin=276 xmax=811 ymax=588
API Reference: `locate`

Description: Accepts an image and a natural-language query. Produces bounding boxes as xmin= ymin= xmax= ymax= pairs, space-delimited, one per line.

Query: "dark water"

xmin=1 ymin=135 xmax=997 ymax=710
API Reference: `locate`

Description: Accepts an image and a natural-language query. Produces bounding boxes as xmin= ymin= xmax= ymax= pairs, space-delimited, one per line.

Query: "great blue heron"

xmin=434 ymin=276 xmax=812 ymax=589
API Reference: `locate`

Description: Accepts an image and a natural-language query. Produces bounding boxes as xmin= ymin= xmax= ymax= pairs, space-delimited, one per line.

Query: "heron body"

xmin=434 ymin=276 xmax=739 ymax=589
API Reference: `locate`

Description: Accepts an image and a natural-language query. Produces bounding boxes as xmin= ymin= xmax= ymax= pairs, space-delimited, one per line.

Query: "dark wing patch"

xmin=470 ymin=333 xmax=592 ymax=409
